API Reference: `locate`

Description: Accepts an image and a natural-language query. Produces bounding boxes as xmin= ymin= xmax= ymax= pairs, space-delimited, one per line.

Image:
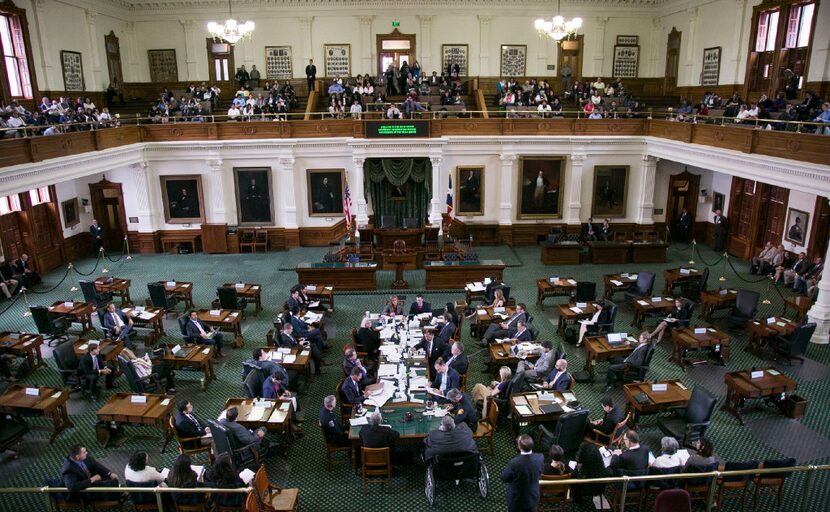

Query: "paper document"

xmin=283 ymin=354 xmax=297 ymax=364
xmin=350 ymin=416 xmax=369 ymax=426
xmin=378 ymin=364 xmax=399 ymax=377
xmin=515 ymin=405 xmax=533 ymax=416
xmin=239 ymin=468 xmax=255 ymax=484
xmin=567 ymin=279 xmax=577 ymax=285
xmin=637 ymin=300 xmax=649 ymax=306
xmin=247 ymin=408 xmax=266 ymax=421
xmin=570 ymin=307 xmax=583 ymax=314
xmin=610 ymin=280 xmax=623 ymax=286
xmin=309 ymin=301 xmax=320 ymax=308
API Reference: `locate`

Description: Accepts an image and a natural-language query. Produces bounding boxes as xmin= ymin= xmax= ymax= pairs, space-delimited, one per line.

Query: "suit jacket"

xmin=531 ymin=350 xmax=553 ymax=375
xmin=102 ymin=309 xmax=130 ymax=332
xmin=514 ymin=329 xmax=533 ymax=342
xmin=624 ymin=344 xmax=649 ymax=367
xmin=423 ymin=423 xmax=478 ymax=460
xmin=175 ymin=411 xmax=208 ymax=438
xmin=793 ymin=259 xmax=810 ymax=275
xmin=219 ymin=418 xmax=259 ymax=447
xmin=256 ymin=360 xmax=288 ymax=385
xmin=261 ymin=380 xmax=287 ymax=399
xmin=609 ymin=445 xmax=650 ymax=473
xmin=89 ymin=225 xmax=103 ymax=239
xmin=714 ymin=215 xmax=728 ymax=235
xmin=431 ymin=368 xmax=460 ymax=392
xmin=359 ymin=424 xmax=400 ymax=448
xmin=341 ymin=377 xmax=364 ymax=405
xmin=185 ymin=319 xmax=210 ymax=340
xmin=343 ymin=358 xmax=367 ymax=379
xmin=286 ymin=296 xmax=303 ymax=312
xmin=598 ymin=406 xmax=624 ymax=435
xmin=60 ymin=455 xmax=113 ymax=492
xmin=582 ymin=222 xmax=597 ymax=238
xmin=382 ymin=303 xmax=404 ymax=316
xmin=356 ymin=327 xmax=379 ymax=354
xmin=414 ymin=338 xmax=447 ymax=367
xmin=437 ymin=321 xmax=456 ymax=344
xmin=289 ymin=315 xmax=311 ymax=336
xmin=446 ymin=352 xmax=468 ymax=375
xmin=278 ymin=332 xmax=299 ymax=348
xmin=500 ymin=453 xmax=545 ymax=512
xmin=679 ymin=212 xmax=692 ymax=230
xmin=78 ymin=352 xmax=106 ymax=377
xmin=319 ymin=407 xmax=346 ymax=444
xmin=599 ymin=224 xmax=613 ymax=240
xmin=545 ymin=370 xmax=571 ymax=391
xmin=408 ymin=301 xmax=432 ymax=315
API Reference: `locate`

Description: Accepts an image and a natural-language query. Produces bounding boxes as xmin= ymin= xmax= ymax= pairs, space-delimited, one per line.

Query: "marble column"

xmin=352 ymin=156 xmax=369 ymax=227
xmin=498 ymin=154 xmax=516 ymax=225
xmin=428 ymin=156 xmax=444 ymax=226
xmin=635 ymin=155 xmax=657 ymax=225
xmin=649 ymin=18 xmax=661 ymax=76
xmin=31 ymin=0 xmax=53 ymax=89
xmin=85 ymin=10 xmax=103 ymax=89
xmin=593 ymin=17 xmax=608 ymax=77
xmin=130 ymin=162 xmax=154 ymax=231
xmin=478 ymin=16 xmax=491 ymax=76
xmin=684 ymin=8 xmax=698 ymax=82
xmin=278 ymin=157 xmax=298 ymax=229
xmin=566 ymin=151 xmax=586 ymax=224
xmin=124 ymin=21 xmax=139 ymax=81
xmin=730 ymin=0 xmax=749 ymax=84
xmin=206 ymin=157 xmax=227 ymax=223
xmin=807 ymin=237 xmax=830 ymax=344
xmin=299 ymin=17 xmax=314 ymax=63
xmin=417 ymin=15 xmax=433 ymax=73
xmin=358 ymin=16 xmax=375 ymax=75
xmin=180 ymin=20 xmax=199 ymax=81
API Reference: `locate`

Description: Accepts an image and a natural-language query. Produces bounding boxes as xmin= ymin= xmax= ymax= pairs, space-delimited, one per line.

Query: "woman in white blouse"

xmin=125 ymin=450 xmax=167 ymax=485
xmin=650 ymin=437 xmax=686 ymax=469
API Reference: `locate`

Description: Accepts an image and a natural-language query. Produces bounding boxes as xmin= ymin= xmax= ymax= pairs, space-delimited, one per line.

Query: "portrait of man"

xmin=591 ymin=166 xmax=629 ymax=218
xmin=307 ymin=169 xmax=345 ymax=216
xmin=234 ymin=168 xmax=273 ymax=225
xmin=457 ymin=166 xmax=484 ymax=215
xmin=785 ymin=208 xmax=809 ymax=245
xmin=518 ymin=157 xmax=563 ymax=218
xmin=160 ymin=175 xmax=204 ymax=223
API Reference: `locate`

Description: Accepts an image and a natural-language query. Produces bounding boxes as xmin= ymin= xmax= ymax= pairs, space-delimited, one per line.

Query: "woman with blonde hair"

xmin=471 ymin=365 xmax=512 ymax=418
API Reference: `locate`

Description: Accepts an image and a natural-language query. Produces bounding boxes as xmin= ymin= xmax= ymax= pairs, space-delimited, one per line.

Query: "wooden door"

xmin=754 ymin=184 xmax=788 ymax=254
xmin=809 ymin=196 xmax=829 ymax=259
xmin=376 ymin=29 xmax=416 ymax=76
xmin=0 ymin=210 xmax=23 ymax=261
xmin=207 ymin=39 xmax=235 ymax=84
xmin=557 ymin=35 xmax=583 ymax=91
xmin=665 ymin=170 xmax=699 ymax=241
xmin=104 ymin=31 xmax=123 ymax=88
xmin=664 ymin=28 xmax=681 ymax=95
xmin=89 ymin=179 xmax=127 ymax=252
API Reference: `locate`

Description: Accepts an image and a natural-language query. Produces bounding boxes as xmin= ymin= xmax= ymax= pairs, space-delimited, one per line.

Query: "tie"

xmin=194 ymin=320 xmax=206 ymax=335
xmin=186 ymin=413 xmax=198 ymax=426
xmin=78 ymin=461 xmax=90 ymax=477
xmin=447 ymin=355 xmax=456 ymax=367
xmin=93 ymin=356 xmax=99 ymax=371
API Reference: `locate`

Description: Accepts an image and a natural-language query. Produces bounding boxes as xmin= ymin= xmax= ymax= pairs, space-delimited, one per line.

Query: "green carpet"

xmin=0 ymin=242 xmax=828 ymax=511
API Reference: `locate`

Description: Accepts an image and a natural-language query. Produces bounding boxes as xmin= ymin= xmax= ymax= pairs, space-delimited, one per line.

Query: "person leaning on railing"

xmin=812 ymin=102 xmax=830 ymax=135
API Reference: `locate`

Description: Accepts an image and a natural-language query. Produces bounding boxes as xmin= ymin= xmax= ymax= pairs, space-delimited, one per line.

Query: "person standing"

xmin=500 ymin=434 xmax=545 ymax=512
xmin=678 ymin=208 xmax=693 ymax=242
xmin=713 ymin=209 xmax=728 ymax=252
xmin=305 ymin=59 xmax=316 ymax=93
xmin=90 ymin=219 xmax=104 ymax=256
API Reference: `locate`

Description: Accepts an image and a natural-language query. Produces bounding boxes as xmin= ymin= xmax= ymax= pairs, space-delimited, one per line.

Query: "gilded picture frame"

xmin=517 ymin=156 xmax=565 ymax=219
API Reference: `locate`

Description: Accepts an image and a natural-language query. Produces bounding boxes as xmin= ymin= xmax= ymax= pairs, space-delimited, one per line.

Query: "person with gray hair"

xmin=446 ymin=388 xmax=478 ymax=431
xmin=359 ymin=410 xmax=400 ymax=449
xmin=319 ymin=394 xmax=349 ymax=447
xmin=651 ymin=436 xmax=685 ymax=468
xmin=423 ymin=413 xmax=478 ymax=461
xmin=517 ymin=340 xmax=554 ymax=382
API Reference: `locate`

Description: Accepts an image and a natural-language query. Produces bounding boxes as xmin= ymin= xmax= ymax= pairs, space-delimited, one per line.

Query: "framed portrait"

xmin=591 ymin=166 xmax=630 ymax=218
xmin=456 ymin=166 xmax=484 ymax=216
xmin=265 ymin=46 xmax=293 ymax=80
xmin=61 ymin=198 xmax=80 ymax=228
xmin=785 ymin=208 xmax=809 ymax=246
xmin=712 ymin=192 xmax=725 ymax=213
xmin=324 ymin=44 xmax=351 ymax=77
xmin=160 ymin=175 xmax=205 ymax=224
xmin=612 ymin=45 xmax=639 ymax=78
xmin=147 ymin=49 xmax=178 ymax=82
xmin=701 ymin=47 xmax=721 ymax=86
xmin=517 ymin=157 xmax=565 ymax=219
xmin=60 ymin=50 xmax=84 ymax=91
xmin=234 ymin=167 xmax=273 ymax=226
xmin=500 ymin=45 xmax=526 ymax=77
xmin=389 ymin=183 xmax=407 ymax=201
xmin=442 ymin=44 xmax=468 ymax=76
xmin=307 ymin=169 xmax=345 ymax=216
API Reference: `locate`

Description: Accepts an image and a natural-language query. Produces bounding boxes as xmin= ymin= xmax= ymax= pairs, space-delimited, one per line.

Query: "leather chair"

xmin=717 ymin=461 xmax=758 ymax=511
xmin=575 ymin=281 xmax=597 ymax=302
xmin=0 ymin=411 xmax=29 ymax=457
xmin=623 ymin=271 xmax=655 ymax=303
xmin=168 ymin=415 xmax=211 ymax=462
xmin=96 ymin=310 xmax=113 ymax=341
xmin=147 ymin=282 xmax=180 ymax=316
xmin=53 ymin=339 xmax=82 ymax=388
xmin=493 ymin=371 xmax=524 ymax=418
xmin=657 ymin=386 xmax=717 ymax=448
xmin=642 ymin=465 xmax=682 ymax=506
xmin=622 ymin=343 xmax=656 ymax=383
xmin=217 ymin=287 xmax=247 ymax=312
xmin=676 ymin=298 xmax=696 ymax=329
xmin=79 ymin=280 xmax=112 ymax=309
xmin=681 ymin=268 xmax=709 ymax=301
xmin=127 ymin=479 xmax=166 ymax=511
xmin=653 ymin=489 xmax=691 ymax=512
xmin=727 ymin=289 xmax=760 ymax=329
xmin=536 ymin=409 xmax=589 ymax=458
xmin=244 ymin=367 xmax=264 ymax=398
xmin=587 ymin=301 xmax=617 ymax=337
xmin=43 ymin=478 xmax=85 ymax=511
xmin=380 ymin=215 xmax=396 ymax=229
xmin=772 ymin=322 xmax=816 ymax=365
xmin=208 ymin=419 xmax=260 ymax=471
xmin=29 ymin=305 xmax=69 ymax=346
xmin=177 ymin=313 xmax=200 ymax=344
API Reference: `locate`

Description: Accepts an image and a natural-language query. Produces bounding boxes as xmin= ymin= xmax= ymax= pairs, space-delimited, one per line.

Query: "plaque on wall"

xmin=616 ymin=35 xmax=639 ymax=45
xmin=265 ymin=46 xmax=293 ymax=79
xmin=500 ymin=45 xmax=526 ymax=77
xmin=324 ymin=44 xmax=351 ymax=77
xmin=148 ymin=49 xmax=178 ymax=82
xmin=442 ymin=44 xmax=468 ymax=76
xmin=612 ymin=45 xmax=639 ymax=78
xmin=61 ymin=51 xmax=84 ymax=91
xmin=701 ymin=47 xmax=721 ymax=86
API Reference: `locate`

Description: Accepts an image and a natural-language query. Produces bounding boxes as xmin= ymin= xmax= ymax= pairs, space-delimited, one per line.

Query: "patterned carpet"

xmin=0 ymin=242 xmax=828 ymax=511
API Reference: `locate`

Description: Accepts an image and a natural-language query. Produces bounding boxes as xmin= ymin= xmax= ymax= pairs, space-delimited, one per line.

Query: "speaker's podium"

xmin=376 ymin=216 xmax=424 ymax=270
xmin=385 ymin=240 xmax=417 ymax=289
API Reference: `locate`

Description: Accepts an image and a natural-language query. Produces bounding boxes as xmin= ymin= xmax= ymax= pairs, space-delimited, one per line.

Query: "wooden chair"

xmin=567 ymin=374 xmax=576 ymax=390
xmin=252 ymin=464 xmax=300 ymax=511
xmin=539 ymin=473 xmax=571 ymax=511
xmin=473 ymin=399 xmax=499 ymax=454
xmin=361 ymin=446 xmax=392 ymax=495
xmin=584 ymin=412 xmax=630 ymax=447
xmin=253 ymin=230 xmax=269 ymax=252
xmin=319 ymin=422 xmax=352 ymax=470
xmin=753 ymin=458 xmax=796 ymax=508
xmin=716 ymin=461 xmax=758 ymax=511
xmin=169 ymin=415 xmax=212 ymax=462
xmin=459 ymin=372 xmax=468 ymax=392
xmin=215 ymin=500 xmax=248 ymax=512
xmin=424 ymin=241 xmax=441 ymax=261
xmin=335 ymin=380 xmax=353 ymax=425
xmin=173 ymin=502 xmax=209 ymax=512
xmin=239 ymin=229 xmax=256 ymax=253
xmin=680 ymin=463 xmax=717 ymax=507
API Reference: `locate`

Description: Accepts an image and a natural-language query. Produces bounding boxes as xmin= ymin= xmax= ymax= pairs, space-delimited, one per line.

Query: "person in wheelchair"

xmin=423 ymin=415 xmax=478 ymax=462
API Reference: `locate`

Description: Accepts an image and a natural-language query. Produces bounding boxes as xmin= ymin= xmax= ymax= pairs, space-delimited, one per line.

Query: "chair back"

xmin=208 ymin=420 xmax=234 ymax=458
xmin=648 ymin=465 xmax=681 ymax=490
xmin=361 ymin=446 xmax=391 ymax=476
xmin=217 ymin=287 xmax=239 ymax=310
xmin=380 ymin=215 xmax=397 ymax=229
xmin=241 ymin=361 xmax=260 ymax=380
xmin=336 ymin=380 xmax=353 ymax=421
xmin=244 ymin=368 xmax=264 ymax=398
xmin=30 ymin=306 xmax=59 ymax=336
xmin=787 ymin=323 xmax=817 ymax=357
xmin=431 ymin=451 xmax=480 ymax=482
xmin=54 ymin=339 xmax=80 ymax=372
xmin=507 ymin=371 xmax=525 ymax=398
xmin=654 ymin=488 xmax=691 ymax=512
xmin=118 ymin=355 xmax=144 ymax=393
xmin=539 ymin=473 xmax=570 ymax=505
xmin=79 ymin=280 xmax=102 ymax=306
xmin=576 ymin=281 xmax=597 ymax=302
xmin=759 ymin=458 xmax=796 ymax=480
xmin=698 ymin=268 xmax=710 ymax=292
xmin=735 ymin=289 xmax=760 ymax=317
xmin=607 ymin=412 xmax=630 ymax=447
xmin=126 ymin=479 xmax=158 ymax=505
xmin=686 ymin=387 xmax=717 ymax=425
xmin=147 ymin=282 xmax=171 ymax=309
xmin=599 ymin=301 xmax=617 ymax=331
xmin=553 ymin=409 xmax=590 ymax=457
xmin=721 ymin=460 xmax=758 ymax=483
xmin=43 ymin=477 xmax=82 ymax=509
xmin=635 ymin=272 xmax=655 ymax=296
xmin=683 ymin=462 xmax=718 ymax=486
xmin=402 ymin=217 xmax=418 ymax=229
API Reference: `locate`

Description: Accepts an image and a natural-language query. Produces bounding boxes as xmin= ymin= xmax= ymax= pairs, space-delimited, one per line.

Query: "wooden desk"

xmin=197 ymin=309 xmax=243 ymax=347
xmin=746 ymin=317 xmax=799 ymax=357
xmin=603 ymin=274 xmax=638 ymax=300
xmin=302 ymin=284 xmax=335 ymax=312
xmin=474 ymin=306 xmax=516 ymax=336
xmin=540 ymin=242 xmax=581 ymax=265
xmin=95 ymin=276 xmax=132 ymax=305
xmin=0 ymin=332 xmax=43 ymax=376
xmin=296 ymin=262 xmax=378 ymax=291
xmin=631 ymin=297 xmax=675 ymax=329
xmin=73 ymin=339 xmax=124 ymax=365
xmin=261 ymin=347 xmax=313 ymax=393
xmin=510 ymin=391 xmax=573 ymax=436
xmin=222 ymin=398 xmax=294 ymax=444
xmin=663 ymin=268 xmax=701 ymax=294
xmin=424 ymin=260 xmax=505 ymax=290
xmin=583 ymin=335 xmax=635 ymax=380
xmin=536 ymin=277 xmax=578 ymax=309
xmin=158 ymin=281 xmax=194 ymax=309
xmin=160 ymin=233 xmax=201 ymax=254
xmin=0 ymin=385 xmax=72 ymax=442
xmin=670 ymin=327 xmax=730 ymax=370
xmin=630 ymin=241 xmax=668 ymax=263
xmin=556 ymin=303 xmax=598 ymax=334
xmin=488 ymin=341 xmax=541 ymax=378
xmin=385 ymin=252 xmax=417 ymax=288
xmin=161 ymin=344 xmax=215 ymax=391
xmin=699 ymin=289 xmax=738 ymax=320
xmin=121 ymin=306 xmax=166 ymax=344
xmin=95 ymin=393 xmax=175 ymax=450
xmin=375 ymin=228 xmax=424 ymax=252
xmin=783 ymin=296 xmax=813 ymax=322
xmin=722 ymin=368 xmax=798 ymax=425
xmin=221 ymin=283 xmax=263 ymax=313
xmin=347 ymin=402 xmax=443 ymax=447
xmin=49 ymin=300 xmax=94 ymax=334
xmin=623 ymin=380 xmax=691 ymax=426
xmin=587 ymin=241 xmax=631 ymax=264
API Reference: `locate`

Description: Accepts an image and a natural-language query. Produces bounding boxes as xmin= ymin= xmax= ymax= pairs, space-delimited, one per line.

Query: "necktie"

xmin=447 ymin=355 xmax=456 ymax=367
xmin=93 ymin=356 xmax=99 ymax=371
xmin=194 ymin=321 xmax=206 ymax=335
xmin=186 ymin=413 xmax=198 ymax=426
xmin=78 ymin=461 xmax=90 ymax=477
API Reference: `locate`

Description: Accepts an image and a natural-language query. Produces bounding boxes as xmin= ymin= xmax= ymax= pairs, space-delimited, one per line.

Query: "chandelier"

xmin=534 ymin=0 xmax=582 ymax=42
xmin=207 ymin=0 xmax=255 ymax=44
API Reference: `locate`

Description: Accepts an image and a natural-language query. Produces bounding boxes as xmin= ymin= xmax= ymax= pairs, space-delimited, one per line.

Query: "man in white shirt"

xmin=4 ymin=112 xmax=26 ymax=138
xmin=185 ymin=310 xmax=225 ymax=357
xmin=227 ymin=105 xmax=241 ymax=120
xmin=350 ymin=99 xmax=363 ymax=119
xmin=386 ymin=104 xmax=401 ymax=119
xmin=103 ymin=302 xmax=134 ymax=349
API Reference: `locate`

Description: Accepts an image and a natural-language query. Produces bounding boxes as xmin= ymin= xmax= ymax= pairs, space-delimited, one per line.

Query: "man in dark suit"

xmin=408 ymin=294 xmax=432 ymax=315
xmin=414 ymin=329 xmax=447 ymax=370
xmin=89 ymin=219 xmax=104 ymax=256
xmin=342 ymin=366 xmax=368 ymax=405
xmin=582 ymin=217 xmax=597 ymax=241
xmin=305 ymin=59 xmax=316 ymax=93
xmin=13 ymin=253 xmax=40 ymax=287
xmin=542 ymin=359 xmax=571 ymax=391
xmin=220 ymin=406 xmax=269 ymax=456
xmin=591 ymin=396 xmax=623 ymax=435
xmin=605 ymin=333 xmax=650 ymax=391
xmin=436 ymin=313 xmax=457 ymax=345
xmin=359 ymin=411 xmax=400 ymax=448
xmin=713 ymin=209 xmax=728 ymax=252
xmin=252 ymin=348 xmax=290 ymax=388
xmin=445 ymin=341 xmax=468 ymax=375
xmin=289 ymin=308 xmax=324 ymax=350
xmin=343 ymin=347 xmax=374 ymax=385
xmin=430 ymin=358 xmax=460 ymax=398
xmin=598 ymin=219 xmax=613 ymax=241
xmin=185 ymin=310 xmax=224 ymax=357
xmin=283 ymin=317 xmax=325 ymax=374
xmin=356 ymin=317 xmax=380 ymax=361
xmin=60 ymin=445 xmax=119 ymax=502
xmin=609 ymin=430 xmax=650 ymax=474
xmin=102 ymin=302 xmax=134 ymax=349
xmin=286 ymin=287 xmax=305 ymax=313
xmin=500 ymin=434 xmax=545 ymax=512
xmin=174 ymin=400 xmax=212 ymax=446
xmin=78 ymin=344 xmax=113 ymax=397
xmin=513 ymin=320 xmax=533 ymax=342
xmin=446 ymin=388 xmax=477 ymax=431
xmin=320 ymin=394 xmax=349 ymax=447
xmin=482 ymin=303 xmax=528 ymax=344
xmin=678 ymin=208 xmax=693 ymax=242
xmin=423 ymin=415 xmax=478 ymax=461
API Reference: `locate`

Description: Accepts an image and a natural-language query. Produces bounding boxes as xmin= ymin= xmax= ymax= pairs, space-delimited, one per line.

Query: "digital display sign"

xmin=365 ymin=120 xmax=430 ymax=138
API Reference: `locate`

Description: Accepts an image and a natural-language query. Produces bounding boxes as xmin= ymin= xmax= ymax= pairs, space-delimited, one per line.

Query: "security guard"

xmin=446 ymin=388 xmax=478 ymax=431
xmin=320 ymin=394 xmax=349 ymax=447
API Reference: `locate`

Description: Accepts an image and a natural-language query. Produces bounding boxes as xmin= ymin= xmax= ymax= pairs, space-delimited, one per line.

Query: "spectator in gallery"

xmin=386 ymin=103 xmax=401 ymax=119
xmin=812 ymin=102 xmax=830 ymax=135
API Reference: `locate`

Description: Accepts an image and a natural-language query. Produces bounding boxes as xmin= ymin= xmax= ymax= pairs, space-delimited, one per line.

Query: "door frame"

xmin=104 ymin=30 xmax=123 ymax=87
xmin=556 ymin=35 xmax=583 ymax=92
xmin=665 ymin=169 xmax=700 ymax=240
xmin=89 ymin=178 xmax=127 ymax=251
xmin=206 ymin=38 xmax=235 ymax=84
xmin=376 ymin=28 xmax=416 ymax=76
xmin=664 ymin=27 xmax=681 ymax=95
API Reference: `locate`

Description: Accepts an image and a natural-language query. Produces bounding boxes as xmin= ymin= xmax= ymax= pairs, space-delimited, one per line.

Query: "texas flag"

xmin=446 ymin=175 xmax=454 ymax=228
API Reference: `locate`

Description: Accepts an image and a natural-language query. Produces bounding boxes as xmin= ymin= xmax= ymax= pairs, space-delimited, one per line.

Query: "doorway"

xmin=207 ymin=38 xmax=235 ymax=84
xmin=665 ymin=169 xmax=699 ymax=242
xmin=556 ymin=35 xmax=583 ymax=91
xmin=377 ymin=29 xmax=416 ymax=76
xmin=664 ymin=28 xmax=681 ymax=95
xmin=89 ymin=179 xmax=127 ymax=252
xmin=104 ymin=31 xmax=123 ymax=90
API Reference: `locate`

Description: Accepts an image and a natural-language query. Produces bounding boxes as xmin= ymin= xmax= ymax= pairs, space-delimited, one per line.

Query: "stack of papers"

xmin=570 ymin=307 xmax=583 ymax=314
xmin=239 ymin=468 xmax=255 ymax=484
xmin=349 ymin=416 xmax=369 ymax=426
xmin=515 ymin=405 xmax=533 ymax=416
xmin=466 ymin=282 xmax=486 ymax=292
xmin=283 ymin=354 xmax=297 ymax=364
xmin=610 ymin=279 xmax=623 ymax=286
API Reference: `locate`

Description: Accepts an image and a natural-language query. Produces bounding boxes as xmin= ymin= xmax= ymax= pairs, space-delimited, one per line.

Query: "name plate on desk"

xmin=550 ymin=276 xmax=559 ymax=283
xmin=767 ymin=317 xmax=776 ymax=324
xmin=694 ymin=328 xmax=707 ymax=334
xmin=679 ymin=268 xmax=690 ymax=275
xmin=209 ymin=310 xmax=221 ymax=316
xmin=750 ymin=370 xmax=765 ymax=380
xmin=651 ymin=383 xmax=668 ymax=392
xmin=166 ymin=281 xmax=176 ymax=287
xmin=130 ymin=395 xmax=147 ymax=404
xmin=651 ymin=297 xmax=662 ymax=303
xmin=24 ymin=387 xmax=39 ymax=396
xmin=576 ymin=302 xmax=588 ymax=308
xmin=63 ymin=301 xmax=74 ymax=308
xmin=493 ymin=307 xmax=505 ymax=313
xmin=719 ymin=289 xmax=728 ymax=296
xmin=235 ymin=283 xmax=245 ymax=289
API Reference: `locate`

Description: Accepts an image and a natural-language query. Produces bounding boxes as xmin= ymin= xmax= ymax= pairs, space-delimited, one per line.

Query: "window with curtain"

xmin=0 ymin=12 xmax=32 ymax=99
xmin=0 ymin=194 xmax=21 ymax=215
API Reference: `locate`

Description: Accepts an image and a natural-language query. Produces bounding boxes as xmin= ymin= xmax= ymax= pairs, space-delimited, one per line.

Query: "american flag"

xmin=446 ymin=175 xmax=454 ymax=228
xmin=343 ymin=182 xmax=352 ymax=231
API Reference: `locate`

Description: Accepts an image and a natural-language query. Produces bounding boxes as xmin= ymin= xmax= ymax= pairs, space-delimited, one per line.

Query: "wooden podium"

xmin=385 ymin=252 xmax=417 ymax=288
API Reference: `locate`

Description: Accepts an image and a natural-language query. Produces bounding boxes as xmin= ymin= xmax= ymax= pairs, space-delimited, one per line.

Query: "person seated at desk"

xmin=605 ymin=333 xmax=650 ymax=392
xmin=409 ymin=294 xmax=432 ymax=315
xmin=342 ymin=366 xmax=369 ymax=405
xmin=103 ymin=302 xmax=134 ymax=349
xmin=279 ymin=322 xmax=325 ymax=375
xmin=446 ymin=388 xmax=477 ymax=431
xmin=513 ymin=320 xmax=533 ymax=342
xmin=488 ymin=288 xmax=506 ymax=308
xmin=60 ymin=444 xmax=119 ymax=503
xmin=414 ymin=329 xmax=448 ymax=370
xmin=174 ymin=400 xmax=212 ymax=445
xmin=446 ymin=341 xmax=468 ymax=375
xmin=204 ymin=453 xmax=246 ymax=508
xmin=125 ymin=450 xmax=166 ymax=485
xmin=343 ymin=347 xmax=374 ymax=385
xmin=650 ymin=437 xmax=686 ymax=468
xmin=290 ymin=307 xmax=326 ymax=350
xmin=359 ymin=411 xmax=400 ymax=449
xmin=484 ymin=278 xmax=506 ymax=304
xmin=542 ymin=359 xmax=570 ymax=390
xmin=252 ymin=347 xmax=290 ymax=385
xmin=220 ymin=406 xmax=270 ymax=456
xmin=261 ymin=372 xmax=303 ymax=435
xmin=186 ymin=311 xmax=225 ymax=358
xmin=356 ymin=317 xmax=380 ymax=361
xmin=598 ymin=219 xmax=613 ymax=241
xmin=481 ymin=303 xmax=528 ymax=345
xmin=471 ymin=366 xmax=512 ymax=418
xmin=609 ymin=430 xmax=650 ymax=475
xmin=576 ymin=300 xmax=608 ymax=347
xmin=383 ymin=295 xmax=404 ymax=316
xmin=543 ymin=445 xmax=570 ymax=475
xmin=436 ymin=312 xmax=457 ymax=345
xmin=79 ymin=343 xmax=113 ymax=398
xmin=583 ymin=217 xmax=598 ymax=241
xmin=121 ymin=347 xmax=175 ymax=393
xmin=517 ymin=340 xmax=553 ymax=381
xmin=287 ymin=286 xmax=306 ymax=312
xmin=645 ymin=298 xmax=688 ymax=344
xmin=320 ymin=394 xmax=350 ymax=447
xmin=589 ymin=396 xmax=623 ymax=437
xmin=430 ymin=358 xmax=460 ymax=399
xmin=167 ymin=454 xmax=205 ymax=506
xmin=424 ymin=415 xmax=478 ymax=462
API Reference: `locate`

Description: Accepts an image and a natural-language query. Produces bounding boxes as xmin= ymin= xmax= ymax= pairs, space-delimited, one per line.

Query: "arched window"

xmin=0 ymin=1 xmax=37 ymax=102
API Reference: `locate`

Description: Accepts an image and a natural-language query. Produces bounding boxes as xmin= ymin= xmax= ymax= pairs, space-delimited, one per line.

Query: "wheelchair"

xmin=424 ymin=451 xmax=489 ymax=506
